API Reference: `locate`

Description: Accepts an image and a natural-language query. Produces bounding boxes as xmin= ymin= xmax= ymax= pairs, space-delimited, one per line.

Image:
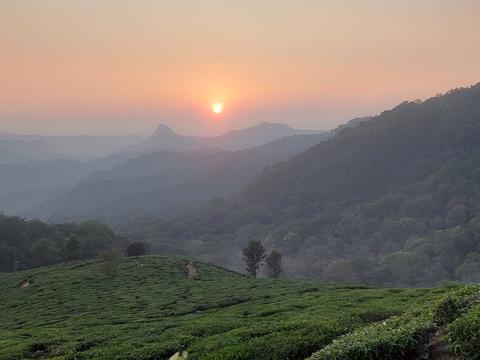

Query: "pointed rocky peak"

xmin=150 ymin=124 xmax=179 ymax=139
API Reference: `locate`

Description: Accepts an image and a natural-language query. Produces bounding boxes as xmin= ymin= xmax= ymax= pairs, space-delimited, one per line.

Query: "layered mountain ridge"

xmin=125 ymin=122 xmax=322 ymax=153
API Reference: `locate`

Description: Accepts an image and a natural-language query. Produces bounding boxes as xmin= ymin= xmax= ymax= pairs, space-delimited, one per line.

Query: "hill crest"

xmin=125 ymin=122 xmax=322 ymax=153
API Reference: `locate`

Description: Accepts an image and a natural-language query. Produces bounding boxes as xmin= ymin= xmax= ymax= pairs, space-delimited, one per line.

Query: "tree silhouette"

xmin=265 ymin=250 xmax=282 ymax=278
xmin=242 ymin=240 xmax=266 ymax=278
xmin=126 ymin=242 xmax=146 ymax=258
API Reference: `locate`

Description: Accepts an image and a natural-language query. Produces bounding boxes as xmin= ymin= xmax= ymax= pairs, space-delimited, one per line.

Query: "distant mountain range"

xmin=0 ymin=133 xmax=143 ymax=162
xmin=0 ymin=122 xmax=328 ymax=218
xmin=0 ymin=122 xmax=322 ymax=164
xmin=0 ymin=152 xmax=139 ymax=214
xmin=0 ymin=138 xmax=60 ymax=164
xmin=26 ymin=120 xmax=369 ymax=222
xmin=27 ymin=132 xmax=330 ymax=222
xmin=124 ymin=122 xmax=322 ymax=153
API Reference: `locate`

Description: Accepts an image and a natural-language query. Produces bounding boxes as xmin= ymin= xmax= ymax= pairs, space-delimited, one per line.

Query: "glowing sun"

xmin=212 ymin=102 xmax=223 ymax=114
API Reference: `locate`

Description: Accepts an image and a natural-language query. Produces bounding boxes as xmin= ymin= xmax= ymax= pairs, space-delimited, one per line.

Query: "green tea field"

xmin=0 ymin=256 xmax=478 ymax=359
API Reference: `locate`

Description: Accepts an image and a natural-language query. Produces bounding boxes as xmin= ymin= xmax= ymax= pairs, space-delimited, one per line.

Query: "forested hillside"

xmin=0 ymin=214 xmax=123 ymax=272
xmin=126 ymin=84 xmax=480 ymax=286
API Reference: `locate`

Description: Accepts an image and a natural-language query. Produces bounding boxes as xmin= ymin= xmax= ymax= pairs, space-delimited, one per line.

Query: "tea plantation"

xmin=0 ymin=256 xmax=478 ymax=359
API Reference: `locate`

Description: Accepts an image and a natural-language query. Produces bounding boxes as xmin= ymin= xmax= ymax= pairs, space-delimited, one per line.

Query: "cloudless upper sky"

xmin=1 ymin=0 xmax=480 ymax=136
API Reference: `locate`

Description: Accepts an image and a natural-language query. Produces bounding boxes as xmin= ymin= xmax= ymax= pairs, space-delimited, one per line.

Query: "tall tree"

xmin=126 ymin=242 xmax=147 ymax=258
xmin=242 ymin=240 xmax=266 ymax=278
xmin=265 ymin=250 xmax=282 ymax=278
xmin=65 ymin=235 xmax=82 ymax=261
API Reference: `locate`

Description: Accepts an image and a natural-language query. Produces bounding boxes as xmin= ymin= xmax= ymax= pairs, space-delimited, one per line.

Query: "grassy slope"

xmin=0 ymin=256 xmax=449 ymax=360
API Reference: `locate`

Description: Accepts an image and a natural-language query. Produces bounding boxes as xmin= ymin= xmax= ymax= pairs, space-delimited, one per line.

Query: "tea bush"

xmin=307 ymin=309 xmax=435 ymax=360
xmin=446 ymin=301 xmax=480 ymax=359
xmin=433 ymin=286 xmax=480 ymax=325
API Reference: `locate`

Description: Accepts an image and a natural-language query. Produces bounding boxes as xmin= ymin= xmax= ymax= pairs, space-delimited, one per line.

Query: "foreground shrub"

xmin=433 ymin=286 xmax=480 ymax=325
xmin=307 ymin=310 xmax=435 ymax=360
xmin=447 ymin=304 xmax=480 ymax=359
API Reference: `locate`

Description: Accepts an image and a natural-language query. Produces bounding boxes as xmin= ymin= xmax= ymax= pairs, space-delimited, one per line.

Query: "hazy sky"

xmin=1 ymin=0 xmax=480 ymax=136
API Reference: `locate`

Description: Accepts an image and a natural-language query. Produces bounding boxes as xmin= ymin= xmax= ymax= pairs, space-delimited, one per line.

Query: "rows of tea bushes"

xmin=441 ymin=287 xmax=480 ymax=359
xmin=191 ymin=319 xmax=354 ymax=360
xmin=309 ymin=286 xmax=480 ymax=360
xmin=433 ymin=286 xmax=480 ymax=325
xmin=308 ymin=308 xmax=435 ymax=360
xmin=448 ymin=304 xmax=480 ymax=359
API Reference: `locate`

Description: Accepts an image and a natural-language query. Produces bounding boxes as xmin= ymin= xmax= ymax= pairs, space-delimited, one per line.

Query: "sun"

xmin=212 ymin=102 xmax=223 ymax=114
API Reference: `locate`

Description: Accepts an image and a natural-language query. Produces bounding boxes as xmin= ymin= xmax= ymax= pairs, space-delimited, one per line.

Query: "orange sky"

xmin=1 ymin=0 xmax=480 ymax=135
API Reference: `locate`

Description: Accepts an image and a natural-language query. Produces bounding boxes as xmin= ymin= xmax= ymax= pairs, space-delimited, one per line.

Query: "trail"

xmin=421 ymin=328 xmax=456 ymax=360
xmin=186 ymin=261 xmax=198 ymax=280
xmin=19 ymin=277 xmax=32 ymax=289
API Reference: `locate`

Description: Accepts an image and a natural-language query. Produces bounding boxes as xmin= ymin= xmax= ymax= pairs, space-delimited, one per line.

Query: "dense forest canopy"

xmin=123 ymin=84 xmax=480 ymax=286
xmin=0 ymin=214 xmax=123 ymax=272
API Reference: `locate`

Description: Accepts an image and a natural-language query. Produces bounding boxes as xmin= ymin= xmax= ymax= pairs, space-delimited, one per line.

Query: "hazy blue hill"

xmin=31 ymin=133 xmax=329 ymax=222
xmin=0 ymin=133 xmax=143 ymax=161
xmin=0 ymin=152 xmax=139 ymax=215
xmin=0 ymin=147 xmax=27 ymax=164
xmin=0 ymin=135 xmax=145 ymax=214
xmin=0 ymin=139 xmax=60 ymax=164
xmin=124 ymin=122 xmax=322 ymax=153
xmin=127 ymin=123 xmax=202 ymax=152
xmin=0 ymin=123 xmax=325 ymax=218
xmin=0 ymin=160 xmax=85 ymax=214
xmin=209 ymin=122 xmax=321 ymax=150
xmin=128 ymin=84 xmax=480 ymax=286
xmin=39 ymin=134 xmax=144 ymax=160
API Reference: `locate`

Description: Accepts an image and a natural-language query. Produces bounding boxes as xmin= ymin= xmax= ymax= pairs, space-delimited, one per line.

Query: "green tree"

xmin=455 ymin=253 xmax=480 ymax=282
xmin=323 ymin=259 xmax=361 ymax=283
xmin=65 ymin=235 xmax=82 ymax=261
xmin=242 ymin=240 xmax=266 ymax=278
xmin=126 ymin=242 xmax=147 ymax=258
xmin=30 ymin=238 xmax=60 ymax=267
xmin=0 ymin=246 xmax=17 ymax=272
xmin=265 ymin=250 xmax=282 ymax=278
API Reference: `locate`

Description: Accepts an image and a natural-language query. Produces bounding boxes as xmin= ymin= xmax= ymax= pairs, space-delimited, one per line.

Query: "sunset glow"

xmin=1 ymin=1 xmax=480 ymax=135
xmin=212 ymin=103 xmax=223 ymax=114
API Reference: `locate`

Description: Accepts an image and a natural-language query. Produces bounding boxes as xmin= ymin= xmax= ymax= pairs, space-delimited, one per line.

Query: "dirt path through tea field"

xmin=422 ymin=328 xmax=456 ymax=360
